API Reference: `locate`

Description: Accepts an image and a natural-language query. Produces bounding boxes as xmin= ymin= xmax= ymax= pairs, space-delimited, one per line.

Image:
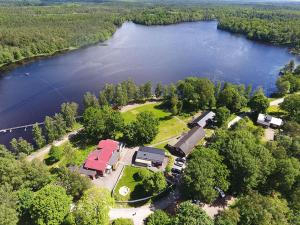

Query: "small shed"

xmin=189 ymin=111 xmax=216 ymax=128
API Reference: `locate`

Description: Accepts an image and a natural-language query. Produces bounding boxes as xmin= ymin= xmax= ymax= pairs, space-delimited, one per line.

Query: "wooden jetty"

xmin=0 ymin=116 xmax=82 ymax=134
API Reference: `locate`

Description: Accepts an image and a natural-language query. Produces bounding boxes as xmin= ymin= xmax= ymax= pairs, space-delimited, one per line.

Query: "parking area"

xmin=171 ymin=156 xmax=186 ymax=176
xmin=92 ymin=147 xmax=138 ymax=191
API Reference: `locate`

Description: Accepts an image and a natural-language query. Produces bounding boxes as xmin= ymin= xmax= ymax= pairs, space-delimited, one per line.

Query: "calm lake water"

xmin=0 ymin=21 xmax=299 ymax=145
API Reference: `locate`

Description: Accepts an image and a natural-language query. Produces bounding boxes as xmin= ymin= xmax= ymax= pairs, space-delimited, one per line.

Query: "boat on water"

xmin=25 ymin=72 xmax=30 ymax=76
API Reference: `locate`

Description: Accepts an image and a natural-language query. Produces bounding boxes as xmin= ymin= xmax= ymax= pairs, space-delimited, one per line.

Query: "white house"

xmin=257 ymin=114 xmax=283 ymax=128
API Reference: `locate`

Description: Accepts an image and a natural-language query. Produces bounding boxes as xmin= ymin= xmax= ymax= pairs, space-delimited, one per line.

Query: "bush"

xmin=45 ymin=146 xmax=64 ymax=165
xmin=165 ymin=155 xmax=174 ymax=174
xmin=112 ymin=218 xmax=134 ymax=225
xmin=135 ymin=168 xmax=151 ymax=181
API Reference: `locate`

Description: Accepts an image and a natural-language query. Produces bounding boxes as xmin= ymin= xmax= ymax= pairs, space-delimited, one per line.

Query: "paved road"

xmin=269 ymin=98 xmax=284 ymax=106
xmin=27 ymin=129 xmax=81 ymax=162
xmin=110 ymin=206 xmax=152 ymax=225
xmin=110 ymin=188 xmax=179 ymax=225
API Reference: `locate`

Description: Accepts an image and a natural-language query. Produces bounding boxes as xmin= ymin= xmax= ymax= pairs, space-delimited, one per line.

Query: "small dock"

xmin=0 ymin=116 xmax=82 ymax=134
xmin=0 ymin=122 xmax=44 ymax=133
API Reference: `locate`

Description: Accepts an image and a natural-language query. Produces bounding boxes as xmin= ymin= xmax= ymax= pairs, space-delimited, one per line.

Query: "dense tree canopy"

xmin=182 ymin=147 xmax=230 ymax=203
xmin=0 ymin=3 xmax=300 ymax=68
xmin=211 ymin=125 xmax=275 ymax=194
xmin=216 ymin=192 xmax=291 ymax=225
xmin=29 ymin=184 xmax=72 ymax=225
xmin=174 ymin=201 xmax=213 ymax=225
xmin=0 ymin=185 xmax=18 ymax=225
xmin=82 ymin=106 xmax=124 ymax=141
xmin=146 ymin=210 xmax=171 ymax=225
xmin=73 ymin=187 xmax=114 ymax=225
xmin=281 ymin=94 xmax=300 ymax=123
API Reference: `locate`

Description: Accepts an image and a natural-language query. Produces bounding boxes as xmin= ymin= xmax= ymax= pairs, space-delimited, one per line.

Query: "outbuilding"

xmin=257 ymin=114 xmax=283 ymax=128
xmin=168 ymin=126 xmax=205 ymax=156
xmin=135 ymin=146 xmax=165 ymax=167
xmin=188 ymin=111 xmax=216 ymax=128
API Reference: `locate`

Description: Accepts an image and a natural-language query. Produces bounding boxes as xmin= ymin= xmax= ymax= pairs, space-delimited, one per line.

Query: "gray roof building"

xmin=171 ymin=126 xmax=205 ymax=156
xmin=189 ymin=111 xmax=216 ymax=128
xmin=135 ymin=146 xmax=165 ymax=166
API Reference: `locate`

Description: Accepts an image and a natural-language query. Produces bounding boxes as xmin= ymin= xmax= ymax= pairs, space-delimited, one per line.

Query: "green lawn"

xmin=122 ymin=102 xmax=189 ymax=145
xmin=44 ymin=141 xmax=96 ymax=167
xmin=114 ymin=166 xmax=151 ymax=201
xmin=267 ymin=105 xmax=287 ymax=117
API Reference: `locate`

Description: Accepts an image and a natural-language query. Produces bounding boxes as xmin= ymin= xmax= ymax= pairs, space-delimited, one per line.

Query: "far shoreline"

xmin=1 ymin=20 xmax=299 ymax=73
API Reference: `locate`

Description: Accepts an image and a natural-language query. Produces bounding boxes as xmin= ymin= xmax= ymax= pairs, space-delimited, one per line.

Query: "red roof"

xmin=84 ymin=139 xmax=119 ymax=172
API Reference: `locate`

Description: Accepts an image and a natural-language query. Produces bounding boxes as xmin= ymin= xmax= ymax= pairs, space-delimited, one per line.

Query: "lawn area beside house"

xmin=114 ymin=166 xmax=152 ymax=202
xmin=44 ymin=140 xmax=96 ymax=167
xmin=122 ymin=102 xmax=189 ymax=146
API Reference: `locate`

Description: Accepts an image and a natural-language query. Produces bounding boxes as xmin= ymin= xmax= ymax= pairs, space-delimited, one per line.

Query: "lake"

xmin=0 ymin=21 xmax=299 ymax=145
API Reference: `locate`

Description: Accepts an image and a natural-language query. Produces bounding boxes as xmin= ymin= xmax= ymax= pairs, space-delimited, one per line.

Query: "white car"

xmin=174 ymin=161 xmax=184 ymax=167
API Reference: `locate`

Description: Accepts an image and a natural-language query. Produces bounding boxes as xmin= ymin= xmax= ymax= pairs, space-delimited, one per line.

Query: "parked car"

xmin=171 ymin=168 xmax=182 ymax=174
xmin=174 ymin=161 xmax=184 ymax=167
xmin=176 ymin=157 xmax=186 ymax=163
xmin=214 ymin=186 xmax=225 ymax=198
xmin=192 ymin=199 xmax=201 ymax=205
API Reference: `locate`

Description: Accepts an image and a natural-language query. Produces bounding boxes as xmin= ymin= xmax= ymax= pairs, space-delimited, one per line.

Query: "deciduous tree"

xmin=215 ymin=106 xmax=230 ymax=127
xmin=248 ymin=88 xmax=269 ymax=113
xmin=83 ymin=92 xmax=99 ymax=109
xmin=73 ymin=187 xmax=114 ymax=225
xmin=143 ymin=172 xmax=167 ymax=195
xmin=182 ymin=147 xmax=229 ymax=203
xmin=174 ymin=201 xmax=213 ymax=225
xmin=61 ymin=102 xmax=78 ymax=128
xmin=123 ymin=111 xmax=159 ymax=146
xmin=29 ymin=185 xmax=71 ymax=225
xmin=146 ymin=210 xmax=171 ymax=225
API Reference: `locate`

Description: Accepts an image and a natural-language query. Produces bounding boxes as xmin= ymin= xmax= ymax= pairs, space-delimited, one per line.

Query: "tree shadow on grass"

xmin=69 ymin=130 xmax=96 ymax=149
xmin=159 ymin=115 xmax=173 ymax=121
xmin=128 ymin=184 xmax=150 ymax=207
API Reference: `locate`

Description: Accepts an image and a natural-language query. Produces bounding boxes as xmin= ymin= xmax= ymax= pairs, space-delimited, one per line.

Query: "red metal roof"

xmin=84 ymin=139 xmax=119 ymax=172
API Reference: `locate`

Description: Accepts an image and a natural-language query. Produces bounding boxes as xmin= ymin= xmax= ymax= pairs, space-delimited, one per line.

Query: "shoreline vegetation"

xmin=0 ymin=3 xmax=300 ymax=70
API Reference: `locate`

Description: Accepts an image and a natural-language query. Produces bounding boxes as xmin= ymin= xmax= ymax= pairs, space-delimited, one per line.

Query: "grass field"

xmin=114 ymin=166 xmax=151 ymax=201
xmin=45 ymin=141 xmax=96 ymax=167
xmin=122 ymin=102 xmax=190 ymax=145
xmin=267 ymin=105 xmax=287 ymax=117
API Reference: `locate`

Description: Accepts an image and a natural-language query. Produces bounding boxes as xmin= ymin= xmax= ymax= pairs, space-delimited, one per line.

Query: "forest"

xmin=0 ymin=3 xmax=300 ymax=67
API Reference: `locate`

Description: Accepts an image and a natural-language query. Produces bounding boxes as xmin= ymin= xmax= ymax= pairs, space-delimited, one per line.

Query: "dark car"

xmin=171 ymin=168 xmax=182 ymax=174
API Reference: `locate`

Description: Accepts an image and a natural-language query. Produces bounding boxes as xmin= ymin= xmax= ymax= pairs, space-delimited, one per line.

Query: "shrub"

xmin=45 ymin=146 xmax=64 ymax=165
xmin=112 ymin=218 xmax=134 ymax=225
xmin=135 ymin=168 xmax=151 ymax=181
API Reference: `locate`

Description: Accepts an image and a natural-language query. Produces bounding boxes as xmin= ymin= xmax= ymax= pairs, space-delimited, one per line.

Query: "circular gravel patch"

xmin=119 ymin=186 xmax=130 ymax=196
